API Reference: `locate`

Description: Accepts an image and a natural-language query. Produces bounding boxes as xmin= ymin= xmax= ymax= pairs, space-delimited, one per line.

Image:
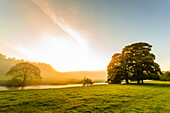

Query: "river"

xmin=0 ymin=83 xmax=108 ymax=91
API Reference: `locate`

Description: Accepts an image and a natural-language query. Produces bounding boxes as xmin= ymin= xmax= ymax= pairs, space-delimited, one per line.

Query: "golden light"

xmin=27 ymin=0 xmax=107 ymax=72
xmin=17 ymin=36 xmax=106 ymax=72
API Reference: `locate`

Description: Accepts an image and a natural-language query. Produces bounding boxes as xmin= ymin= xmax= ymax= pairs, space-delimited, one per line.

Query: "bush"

xmin=82 ymin=77 xmax=93 ymax=86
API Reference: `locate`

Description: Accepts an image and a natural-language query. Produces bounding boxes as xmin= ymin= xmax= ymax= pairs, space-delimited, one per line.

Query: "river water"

xmin=0 ymin=83 xmax=108 ymax=91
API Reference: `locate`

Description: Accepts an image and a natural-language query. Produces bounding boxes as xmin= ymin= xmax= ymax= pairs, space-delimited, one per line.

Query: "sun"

xmin=17 ymin=36 xmax=106 ymax=72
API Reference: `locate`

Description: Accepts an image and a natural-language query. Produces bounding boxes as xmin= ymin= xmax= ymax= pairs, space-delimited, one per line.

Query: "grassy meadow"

xmin=0 ymin=81 xmax=170 ymax=113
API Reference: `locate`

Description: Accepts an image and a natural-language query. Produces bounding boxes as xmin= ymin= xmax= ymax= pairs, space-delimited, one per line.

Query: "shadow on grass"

xmin=128 ymin=82 xmax=170 ymax=88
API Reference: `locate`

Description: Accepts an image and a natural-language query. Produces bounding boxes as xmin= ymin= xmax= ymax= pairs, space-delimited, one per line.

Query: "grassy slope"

xmin=0 ymin=81 xmax=170 ymax=113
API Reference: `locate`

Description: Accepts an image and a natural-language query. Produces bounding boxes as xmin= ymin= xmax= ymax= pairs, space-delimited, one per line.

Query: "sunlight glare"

xmin=17 ymin=36 xmax=105 ymax=72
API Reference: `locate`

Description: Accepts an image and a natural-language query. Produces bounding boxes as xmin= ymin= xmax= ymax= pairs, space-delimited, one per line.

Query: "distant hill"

xmin=0 ymin=53 xmax=107 ymax=82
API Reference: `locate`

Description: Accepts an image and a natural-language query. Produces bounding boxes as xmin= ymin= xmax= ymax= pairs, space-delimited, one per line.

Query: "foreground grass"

xmin=0 ymin=81 xmax=170 ymax=113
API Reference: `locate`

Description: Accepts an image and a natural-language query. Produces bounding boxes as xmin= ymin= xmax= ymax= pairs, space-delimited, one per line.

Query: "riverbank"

xmin=0 ymin=83 xmax=108 ymax=91
xmin=0 ymin=81 xmax=169 ymax=112
xmin=0 ymin=79 xmax=105 ymax=86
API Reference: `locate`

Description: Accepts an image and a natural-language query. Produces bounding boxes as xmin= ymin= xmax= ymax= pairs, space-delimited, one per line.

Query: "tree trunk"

xmin=22 ymin=74 xmax=26 ymax=90
xmin=137 ymin=79 xmax=140 ymax=84
xmin=125 ymin=79 xmax=129 ymax=84
xmin=141 ymin=79 xmax=144 ymax=84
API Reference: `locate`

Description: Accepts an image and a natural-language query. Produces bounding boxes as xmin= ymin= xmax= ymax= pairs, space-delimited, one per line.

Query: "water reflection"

xmin=0 ymin=83 xmax=108 ymax=91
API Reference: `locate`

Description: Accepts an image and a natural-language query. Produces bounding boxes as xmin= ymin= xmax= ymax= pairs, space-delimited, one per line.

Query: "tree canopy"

xmin=107 ymin=42 xmax=162 ymax=84
xmin=6 ymin=62 xmax=41 ymax=88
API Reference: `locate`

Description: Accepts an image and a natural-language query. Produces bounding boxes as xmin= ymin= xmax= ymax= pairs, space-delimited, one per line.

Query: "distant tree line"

xmin=160 ymin=71 xmax=170 ymax=81
xmin=107 ymin=42 xmax=162 ymax=84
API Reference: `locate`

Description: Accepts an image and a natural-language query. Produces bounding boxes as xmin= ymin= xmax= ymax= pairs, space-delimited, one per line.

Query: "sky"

xmin=0 ymin=0 xmax=170 ymax=72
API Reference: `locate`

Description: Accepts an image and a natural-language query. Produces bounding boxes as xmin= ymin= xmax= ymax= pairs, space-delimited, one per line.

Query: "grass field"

xmin=0 ymin=81 xmax=170 ymax=113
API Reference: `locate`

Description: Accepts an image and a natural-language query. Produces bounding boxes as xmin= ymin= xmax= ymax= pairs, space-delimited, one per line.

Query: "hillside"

xmin=0 ymin=53 xmax=106 ymax=82
xmin=0 ymin=54 xmax=63 ymax=80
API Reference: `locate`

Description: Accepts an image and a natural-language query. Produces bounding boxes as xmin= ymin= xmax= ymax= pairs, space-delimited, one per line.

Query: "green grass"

xmin=0 ymin=81 xmax=170 ymax=113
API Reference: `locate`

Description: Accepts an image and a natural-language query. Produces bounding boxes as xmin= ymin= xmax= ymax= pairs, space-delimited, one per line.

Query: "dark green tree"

xmin=6 ymin=62 xmax=41 ymax=88
xmin=107 ymin=42 xmax=162 ymax=84
xmin=122 ymin=42 xmax=161 ymax=84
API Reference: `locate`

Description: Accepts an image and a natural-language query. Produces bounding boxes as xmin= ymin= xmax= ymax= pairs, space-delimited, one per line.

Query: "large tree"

xmin=6 ymin=62 xmax=41 ymax=88
xmin=107 ymin=42 xmax=162 ymax=84
xmin=107 ymin=53 xmax=124 ymax=84
xmin=107 ymin=53 xmax=132 ymax=84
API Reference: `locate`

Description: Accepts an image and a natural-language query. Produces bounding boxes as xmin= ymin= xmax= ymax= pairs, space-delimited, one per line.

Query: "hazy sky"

xmin=0 ymin=0 xmax=170 ymax=72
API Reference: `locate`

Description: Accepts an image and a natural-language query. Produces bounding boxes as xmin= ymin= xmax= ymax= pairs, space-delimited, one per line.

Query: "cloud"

xmin=31 ymin=0 xmax=88 ymax=50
